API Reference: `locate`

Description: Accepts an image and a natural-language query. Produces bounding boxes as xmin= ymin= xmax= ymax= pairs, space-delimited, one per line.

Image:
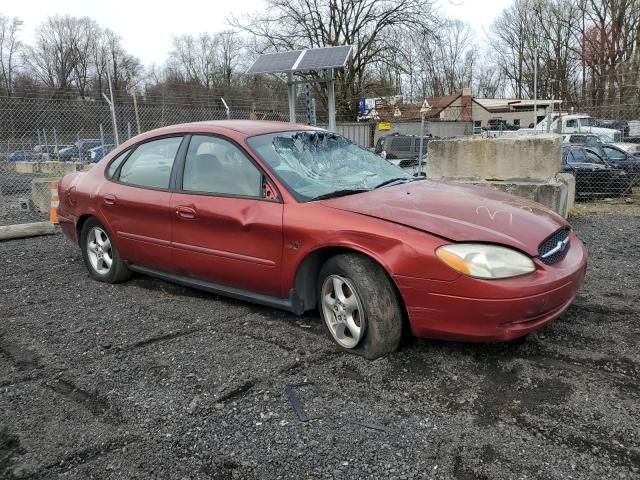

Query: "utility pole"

xmin=533 ymin=47 xmax=538 ymax=132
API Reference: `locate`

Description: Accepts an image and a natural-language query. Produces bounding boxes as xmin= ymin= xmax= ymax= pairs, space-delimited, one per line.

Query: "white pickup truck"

xmin=518 ymin=114 xmax=621 ymax=141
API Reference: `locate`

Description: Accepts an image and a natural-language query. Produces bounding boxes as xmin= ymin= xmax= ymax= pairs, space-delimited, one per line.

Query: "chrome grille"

xmin=538 ymin=228 xmax=571 ymax=265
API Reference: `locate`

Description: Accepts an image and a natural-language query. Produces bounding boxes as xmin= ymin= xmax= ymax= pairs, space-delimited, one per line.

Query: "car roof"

xmin=143 ymin=120 xmax=320 ymax=138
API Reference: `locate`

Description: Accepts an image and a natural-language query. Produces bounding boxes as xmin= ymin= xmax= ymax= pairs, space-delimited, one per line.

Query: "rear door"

xmin=98 ymin=136 xmax=185 ymax=272
xmin=170 ymin=134 xmax=284 ymax=297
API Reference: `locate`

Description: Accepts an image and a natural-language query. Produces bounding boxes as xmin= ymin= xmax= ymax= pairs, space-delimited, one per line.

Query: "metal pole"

xmin=37 ymin=129 xmax=42 ymax=145
xmin=533 ymin=47 xmax=538 ymax=132
xmin=42 ymin=129 xmax=48 ymax=159
xmin=100 ymin=124 xmax=105 ymax=150
xmin=53 ymin=127 xmax=58 ymax=157
xmin=127 ymin=122 xmax=132 ymax=139
xmin=104 ymin=66 xmax=120 ymax=146
xmin=220 ymin=97 xmax=230 ymax=120
xmin=418 ymin=113 xmax=426 ymax=176
xmin=287 ymin=72 xmax=297 ymax=124
xmin=131 ymin=85 xmax=141 ymax=134
xmin=327 ymin=69 xmax=336 ymax=131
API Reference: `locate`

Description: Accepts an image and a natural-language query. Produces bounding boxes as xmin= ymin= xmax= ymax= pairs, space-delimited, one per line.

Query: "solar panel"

xmin=294 ymin=46 xmax=353 ymax=71
xmin=246 ymin=45 xmax=353 ymax=74
xmin=246 ymin=50 xmax=304 ymax=74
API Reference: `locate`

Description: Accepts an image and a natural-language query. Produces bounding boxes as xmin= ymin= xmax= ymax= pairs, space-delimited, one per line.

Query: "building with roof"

xmin=367 ymin=88 xmax=562 ymax=131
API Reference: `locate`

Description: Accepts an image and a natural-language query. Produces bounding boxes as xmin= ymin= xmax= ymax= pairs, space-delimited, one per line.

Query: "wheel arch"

xmin=75 ymin=214 xmax=94 ymax=242
xmin=292 ymin=245 xmax=408 ymax=321
xmin=76 ymin=213 xmax=117 ymax=248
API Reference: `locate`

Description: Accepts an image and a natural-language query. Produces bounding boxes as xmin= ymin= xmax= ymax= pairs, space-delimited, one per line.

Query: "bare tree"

xmin=0 ymin=15 xmax=22 ymax=96
xmin=215 ymin=31 xmax=244 ymax=88
xmin=232 ymin=0 xmax=438 ymax=117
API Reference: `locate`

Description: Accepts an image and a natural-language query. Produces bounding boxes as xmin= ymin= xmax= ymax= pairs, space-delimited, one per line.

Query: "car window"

xmin=182 ymin=135 xmax=262 ymax=197
xmin=603 ymin=146 xmax=626 ymax=160
xmin=566 ymin=148 xmax=585 ymax=164
xmin=585 ymin=150 xmax=606 ymax=165
xmin=390 ymin=137 xmax=411 ymax=152
xmin=118 ymin=137 xmax=182 ymax=189
xmin=566 ymin=119 xmax=577 ymax=128
xmin=106 ymin=150 xmax=130 ymax=178
xmin=569 ymin=135 xmax=585 ymax=143
xmin=413 ymin=137 xmax=429 ymax=155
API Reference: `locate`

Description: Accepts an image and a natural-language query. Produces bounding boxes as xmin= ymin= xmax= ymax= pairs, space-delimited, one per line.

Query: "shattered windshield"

xmin=247 ymin=131 xmax=412 ymax=201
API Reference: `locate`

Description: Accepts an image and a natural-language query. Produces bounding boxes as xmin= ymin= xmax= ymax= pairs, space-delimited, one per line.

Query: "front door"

xmin=99 ymin=136 xmax=184 ymax=272
xmin=170 ymin=135 xmax=284 ymax=298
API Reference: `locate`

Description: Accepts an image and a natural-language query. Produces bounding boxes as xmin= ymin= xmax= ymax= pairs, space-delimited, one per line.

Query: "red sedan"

xmin=57 ymin=121 xmax=587 ymax=359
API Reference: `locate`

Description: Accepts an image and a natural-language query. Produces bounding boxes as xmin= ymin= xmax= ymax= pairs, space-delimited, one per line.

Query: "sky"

xmin=1 ymin=0 xmax=513 ymax=67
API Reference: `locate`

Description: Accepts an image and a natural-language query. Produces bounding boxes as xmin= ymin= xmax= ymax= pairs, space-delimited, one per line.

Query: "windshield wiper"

xmin=373 ymin=177 xmax=423 ymax=189
xmin=310 ymin=189 xmax=369 ymax=201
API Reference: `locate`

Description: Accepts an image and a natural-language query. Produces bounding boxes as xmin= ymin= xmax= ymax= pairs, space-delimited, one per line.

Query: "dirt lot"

xmin=0 ymin=214 xmax=639 ymax=479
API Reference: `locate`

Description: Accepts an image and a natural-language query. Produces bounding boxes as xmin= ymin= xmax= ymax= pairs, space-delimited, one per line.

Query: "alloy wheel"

xmin=320 ymin=274 xmax=365 ymax=349
xmin=86 ymin=227 xmax=113 ymax=275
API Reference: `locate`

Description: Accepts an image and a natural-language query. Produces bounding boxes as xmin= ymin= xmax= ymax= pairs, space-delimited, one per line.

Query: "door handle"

xmin=103 ymin=194 xmax=116 ymax=206
xmin=176 ymin=205 xmax=197 ymax=219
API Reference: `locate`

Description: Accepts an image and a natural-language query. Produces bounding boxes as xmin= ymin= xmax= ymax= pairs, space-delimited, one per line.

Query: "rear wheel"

xmin=318 ymin=253 xmax=402 ymax=359
xmin=80 ymin=218 xmax=131 ymax=283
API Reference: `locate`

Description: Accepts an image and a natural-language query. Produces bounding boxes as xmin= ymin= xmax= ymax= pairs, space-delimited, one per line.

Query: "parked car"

xmin=57 ymin=121 xmax=588 ymax=359
xmin=561 ymin=146 xmax=631 ymax=198
xmin=32 ymin=144 xmax=73 ymax=160
xmin=89 ymin=144 xmax=115 ymax=163
xmin=58 ymin=139 xmax=105 ymax=161
xmin=8 ymin=151 xmax=33 ymax=161
xmin=585 ymin=144 xmax=640 ymax=184
xmin=561 ymin=133 xmax=604 ymax=145
xmin=374 ymin=133 xmax=430 ymax=168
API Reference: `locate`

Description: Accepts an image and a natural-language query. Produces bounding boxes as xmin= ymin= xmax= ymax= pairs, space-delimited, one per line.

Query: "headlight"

xmin=436 ymin=244 xmax=536 ymax=279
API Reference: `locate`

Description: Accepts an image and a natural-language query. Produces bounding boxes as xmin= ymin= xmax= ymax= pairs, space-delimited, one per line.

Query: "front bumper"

xmin=395 ymin=232 xmax=588 ymax=342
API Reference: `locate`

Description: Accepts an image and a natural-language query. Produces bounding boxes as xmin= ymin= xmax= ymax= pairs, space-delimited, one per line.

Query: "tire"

xmin=80 ymin=217 xmax=131 ymax=283
xmin=317 ymin=253 xmax=403 ymax=359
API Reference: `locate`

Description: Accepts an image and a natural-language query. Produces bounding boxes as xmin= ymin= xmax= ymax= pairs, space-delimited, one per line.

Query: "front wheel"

xmin=80 ymin=218 xmax=131 ymax=283
xmin=317 ymin=254 xmax=403 ymax=359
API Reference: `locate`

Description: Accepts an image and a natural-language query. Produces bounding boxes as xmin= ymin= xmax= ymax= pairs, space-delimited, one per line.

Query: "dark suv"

xmin=374 ymin=133 xmax=430 ymax=167
xmin=561 ymin=146 xmax=631 ymax=199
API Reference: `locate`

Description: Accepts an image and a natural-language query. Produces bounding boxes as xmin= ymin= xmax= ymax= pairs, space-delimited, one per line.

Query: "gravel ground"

xmin=0 ymin=215 xmax=639 ymax=479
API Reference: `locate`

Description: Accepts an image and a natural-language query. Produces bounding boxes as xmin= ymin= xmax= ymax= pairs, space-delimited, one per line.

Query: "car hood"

xmin=320 ymin=180 xmax=569 ymax=256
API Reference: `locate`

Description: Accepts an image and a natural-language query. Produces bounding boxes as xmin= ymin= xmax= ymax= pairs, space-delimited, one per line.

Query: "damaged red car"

xmin=57 ymin=121 xmax=587 ymax=359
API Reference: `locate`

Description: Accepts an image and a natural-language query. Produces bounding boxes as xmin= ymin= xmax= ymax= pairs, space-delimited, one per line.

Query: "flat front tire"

xmin=318 ymin=253 xmax=403 ymax=359
xmin=80 ymin=218 xmax=130 ymax=283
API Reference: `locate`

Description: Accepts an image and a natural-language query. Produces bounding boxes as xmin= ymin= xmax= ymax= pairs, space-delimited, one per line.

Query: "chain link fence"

xmin=1 ymin=94 xmax=638 ymax=227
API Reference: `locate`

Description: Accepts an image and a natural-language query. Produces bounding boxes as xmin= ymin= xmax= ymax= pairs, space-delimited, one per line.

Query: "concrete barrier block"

xmin=427 ymin=134 xmax=562 ymax=182
xmin=15 ymin=162 xmax=39 ymax=174
xmin=556 ymin=173 xmax=576 ymax=215
xmin=450 ymin=180 xmax=570 ymax=218
xmin=30 ymin=177 xmax=59 ymax=213
xmin=39 ymin=161 xmax=87 ymax=176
